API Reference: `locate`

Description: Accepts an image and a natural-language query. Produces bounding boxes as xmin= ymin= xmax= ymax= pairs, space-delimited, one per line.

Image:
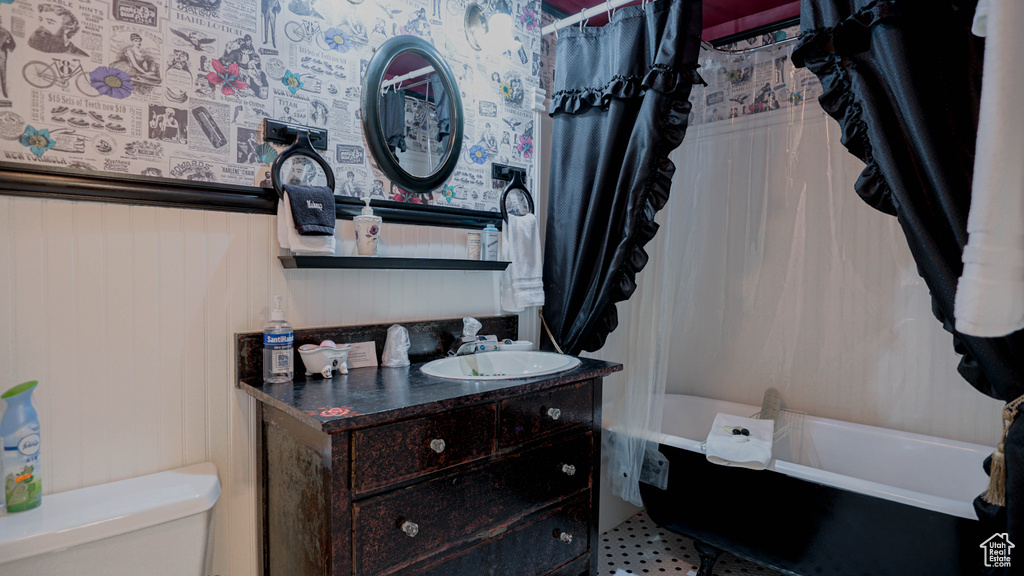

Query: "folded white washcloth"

xmin=500 ymin=213 xmax=544 ymax=312
xmin=704 ymin=413 xmax=774 ymax=470
xmin=973 ymin=0 xmax=989 ymax=37
xmin=277 ymin=192 xmax=336 ymax=255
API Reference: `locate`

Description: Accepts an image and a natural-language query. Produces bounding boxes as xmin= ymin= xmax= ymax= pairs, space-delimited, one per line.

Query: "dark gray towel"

xmin=430 ymin=74 xmax=450 ymax=142
xmin=382 ymin=88 xmax=407 ymax=154
xmin=283 ymin=185 xmax=335 ymax=236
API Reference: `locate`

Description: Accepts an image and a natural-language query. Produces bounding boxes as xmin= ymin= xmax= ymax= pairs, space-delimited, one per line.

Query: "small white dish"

xmin=298 ymin=342 xmax=351 ymax=379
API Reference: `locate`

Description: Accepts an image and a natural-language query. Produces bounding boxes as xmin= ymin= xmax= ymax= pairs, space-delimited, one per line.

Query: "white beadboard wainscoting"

xmin=0 ymin=196 xmax=538 ymax=576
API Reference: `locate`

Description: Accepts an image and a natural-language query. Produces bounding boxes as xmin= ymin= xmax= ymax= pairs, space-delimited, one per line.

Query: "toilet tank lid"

xmin=0 ymin=462 xmax=220 ymax=565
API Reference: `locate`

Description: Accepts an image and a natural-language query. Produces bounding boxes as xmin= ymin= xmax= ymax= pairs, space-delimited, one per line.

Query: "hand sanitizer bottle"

xmin=263 ymin=296 xmax=294 ymax=384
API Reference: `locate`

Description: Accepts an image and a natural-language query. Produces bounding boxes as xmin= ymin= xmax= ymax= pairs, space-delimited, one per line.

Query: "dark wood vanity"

xmin=236 ymin=317 xmax=621 ymax=576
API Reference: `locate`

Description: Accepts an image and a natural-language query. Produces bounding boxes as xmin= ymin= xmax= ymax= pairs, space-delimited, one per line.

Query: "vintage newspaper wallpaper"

xmin=688 ymin=25 xmax=822 ymax=126
xmin=0 ymin=0 xmax=544 ymax=211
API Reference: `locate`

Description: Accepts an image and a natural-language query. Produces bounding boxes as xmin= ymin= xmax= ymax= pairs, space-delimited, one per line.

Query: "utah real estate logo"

xmin=981 ymin=533 xmax=1014 ymax=568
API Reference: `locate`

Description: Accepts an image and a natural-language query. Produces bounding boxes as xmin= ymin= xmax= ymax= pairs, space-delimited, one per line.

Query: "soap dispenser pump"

xmin=354 ymin=197 xmax=382 ymax=256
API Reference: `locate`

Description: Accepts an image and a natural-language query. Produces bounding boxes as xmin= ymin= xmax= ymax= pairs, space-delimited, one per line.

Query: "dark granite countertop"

xmin=238 ymin=357 xmax=622 ymax=433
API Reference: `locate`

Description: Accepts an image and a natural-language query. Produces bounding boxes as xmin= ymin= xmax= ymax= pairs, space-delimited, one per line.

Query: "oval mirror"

xmin=361 ymin=36 xmax=464 ymax=195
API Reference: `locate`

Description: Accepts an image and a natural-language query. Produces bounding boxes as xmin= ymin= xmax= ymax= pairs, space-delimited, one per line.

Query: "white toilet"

xmin=0 ymin=462 xmax=220 ymax=576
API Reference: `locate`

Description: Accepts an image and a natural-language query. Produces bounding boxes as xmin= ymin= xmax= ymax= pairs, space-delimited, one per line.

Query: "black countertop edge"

xmin=237 ymin=357 xmax=622 ymax=433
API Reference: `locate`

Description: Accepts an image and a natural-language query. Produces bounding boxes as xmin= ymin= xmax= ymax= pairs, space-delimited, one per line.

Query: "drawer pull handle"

xmin=546 ymin=407 xmax=562 ymax=420
xmin=429 ymin=439 xmax=446 ymax=453
xmin=401 ymin=521 xmax=419 ymax=538
xmin=558 ymin=531 xmax=573 ymax=544
xmin=561 ymin=464 xmax=576 ymax=476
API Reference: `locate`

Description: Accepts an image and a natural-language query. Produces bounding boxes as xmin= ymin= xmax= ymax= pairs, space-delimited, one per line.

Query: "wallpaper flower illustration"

xmin=89 ymin=67 xmax=134 ymax=99
xmin=323 ymin=28 xmax=351 ymax=53
xmin=282 ymin=70 xmax=303 ymax=95
xmin=19 ymin=126 xmax=55 ymax=157
xmin=206 ymin=59 xmax=250 ymax=96
xmin=469 ymin=144 xmax=488 ymax=164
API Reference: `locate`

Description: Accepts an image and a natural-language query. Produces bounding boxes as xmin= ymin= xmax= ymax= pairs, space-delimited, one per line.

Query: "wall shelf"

xmin=279 ymin=256 xmax=510 ymax=271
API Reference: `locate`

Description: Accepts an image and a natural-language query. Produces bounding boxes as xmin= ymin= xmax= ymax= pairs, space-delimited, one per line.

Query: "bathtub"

xmin=635 ymin=394 xmax=994 ymax=576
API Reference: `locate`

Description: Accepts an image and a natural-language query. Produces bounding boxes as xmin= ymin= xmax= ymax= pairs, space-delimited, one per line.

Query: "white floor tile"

xmin=597 ymin=511 xmax=785 ymax=576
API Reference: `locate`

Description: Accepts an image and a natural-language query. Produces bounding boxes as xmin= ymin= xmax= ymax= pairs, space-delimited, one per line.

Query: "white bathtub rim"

xmin=650 ymin=431 xmax=978 ymax=521
xmin=604 ymin=396 xmax=987 ymax=522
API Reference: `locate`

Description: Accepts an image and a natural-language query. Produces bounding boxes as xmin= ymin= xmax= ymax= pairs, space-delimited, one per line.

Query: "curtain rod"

xmin=700 ymin=35 xmax=800 ymax=55
xmin=540 ymin=0 xmax=802 ymax=52
xmin=382 ymin=65 xmax=434 ymax=89
xmin=541 ymin=0 xmax=651 ymax=36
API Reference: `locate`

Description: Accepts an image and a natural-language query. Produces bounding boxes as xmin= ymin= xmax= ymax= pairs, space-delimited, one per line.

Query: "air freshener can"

xmin=2 ymin=380 xmax=42 ymax=513
xmin=466 ymin=232 xmax=482 ymax=260
xmin=482 ymin=225 xmax=499 ymax=261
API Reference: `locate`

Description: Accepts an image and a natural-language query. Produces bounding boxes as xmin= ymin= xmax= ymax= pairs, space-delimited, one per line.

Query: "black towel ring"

xmin=270 ymin=129 xmax=336 ymax=199
xmin=500 ymin=171 xmax=535 ymax=223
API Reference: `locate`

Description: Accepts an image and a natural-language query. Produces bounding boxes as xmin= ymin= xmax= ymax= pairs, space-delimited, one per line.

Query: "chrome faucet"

xmin=449 ymin=340 xmax=481 ymax=357
xmin=448 ymin=317 xmax=483 ymax=356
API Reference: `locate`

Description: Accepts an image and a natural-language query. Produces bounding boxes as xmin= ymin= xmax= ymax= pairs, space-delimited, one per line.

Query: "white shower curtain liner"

xmin=597 ymin=32 xmax=1001 ymax=506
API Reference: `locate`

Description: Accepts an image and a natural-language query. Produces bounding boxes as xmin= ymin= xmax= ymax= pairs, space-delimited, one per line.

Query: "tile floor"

xmin=597 ymin=511 xmax=785 ymax=576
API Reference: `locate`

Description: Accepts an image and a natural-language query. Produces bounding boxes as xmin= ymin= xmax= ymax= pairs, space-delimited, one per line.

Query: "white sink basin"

xmin=420 ymin=351 xmax=581 ymax=380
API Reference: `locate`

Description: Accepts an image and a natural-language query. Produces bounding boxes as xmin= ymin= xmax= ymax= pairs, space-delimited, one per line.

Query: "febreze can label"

xmin=4 ymin=422 xmax=42 ymax=511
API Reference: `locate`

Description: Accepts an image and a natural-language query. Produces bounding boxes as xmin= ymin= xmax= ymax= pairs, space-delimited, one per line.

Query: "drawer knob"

xmin=546 ymin=407 xmax=562 ymax=420
xmin=401 ymin=521 xmax=419 ymax=538
xmin=429 ymin=439 xmax=446 ymax=454
xmin=561 ymin=464 xmax=576 ymax=476
xmin=558 ymin=531 xmax=573 ymax=544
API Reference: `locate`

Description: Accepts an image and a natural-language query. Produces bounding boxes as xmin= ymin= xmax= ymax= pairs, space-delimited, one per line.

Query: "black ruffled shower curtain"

xmin=542 ymin=0 xmax=703 ymax=355
xmin=792 ymin=0 xmax=1024 ymax=563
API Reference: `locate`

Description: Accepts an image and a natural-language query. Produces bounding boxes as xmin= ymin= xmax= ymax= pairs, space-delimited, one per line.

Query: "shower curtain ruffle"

xmin=548 ymin=66 xmax=705 ymax=116
xmin=792 ymin=0 xmax=902 ymax=216
xmin=792 ymin=0 xmax=1015 ymax=399
xmin=793 ymin=0 xmax=1024 ymax=566
xmin=543 ymin=0 xmax=704 ymax=354
xmin=559 ymin=96 xmax=694 ymax=353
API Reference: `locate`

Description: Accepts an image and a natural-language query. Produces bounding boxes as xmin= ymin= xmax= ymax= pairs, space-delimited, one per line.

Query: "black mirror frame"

xmin=361 ymin=35 xmax=465 ymax=195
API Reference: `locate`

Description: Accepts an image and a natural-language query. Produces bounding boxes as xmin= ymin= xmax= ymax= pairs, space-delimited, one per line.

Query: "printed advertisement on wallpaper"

xmin=0 ymin=0 xmax=543 ymax=211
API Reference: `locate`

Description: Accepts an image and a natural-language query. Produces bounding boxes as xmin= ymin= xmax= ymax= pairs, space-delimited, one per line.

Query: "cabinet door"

xmin=352 ymin=432 xmax=592 ymax=575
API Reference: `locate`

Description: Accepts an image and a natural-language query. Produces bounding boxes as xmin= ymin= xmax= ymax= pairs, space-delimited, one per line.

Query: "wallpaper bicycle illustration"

xmin=23 ymin=58 xmax=100 ymax=97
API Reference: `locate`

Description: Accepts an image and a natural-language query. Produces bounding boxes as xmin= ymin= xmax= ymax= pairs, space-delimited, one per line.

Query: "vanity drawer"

xmin=352 ymin=404 xmax=496 ymax=494
xmin=352 ymin=432 xmax=592 ymax=576
xmin=410 ymin=494 xmax=591 ymax=575
xmin=499 ymin=380 xmax=593 ymax=448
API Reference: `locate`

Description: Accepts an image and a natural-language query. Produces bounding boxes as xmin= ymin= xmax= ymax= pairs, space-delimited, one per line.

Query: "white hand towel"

xmin=954 ymin=0 xmax=1024 ymax=338
xmin=500 ymin=213 xmax=544 ymax=312
xmin=704 ymin=413 xmax=774 ymax=470
xmin=277 ymin=192 xmax=336 ymax=255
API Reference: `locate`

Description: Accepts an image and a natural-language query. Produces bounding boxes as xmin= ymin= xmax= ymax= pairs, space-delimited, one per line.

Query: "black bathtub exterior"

xmin=639 ymin=443 xmax=989 ymax=576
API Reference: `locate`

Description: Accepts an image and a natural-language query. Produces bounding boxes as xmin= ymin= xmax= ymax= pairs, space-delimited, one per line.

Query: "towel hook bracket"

xmin=491 ymin=163 xmax=526 ymax=182
xmin=262 ymin=119 xmax=329 ymax=151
